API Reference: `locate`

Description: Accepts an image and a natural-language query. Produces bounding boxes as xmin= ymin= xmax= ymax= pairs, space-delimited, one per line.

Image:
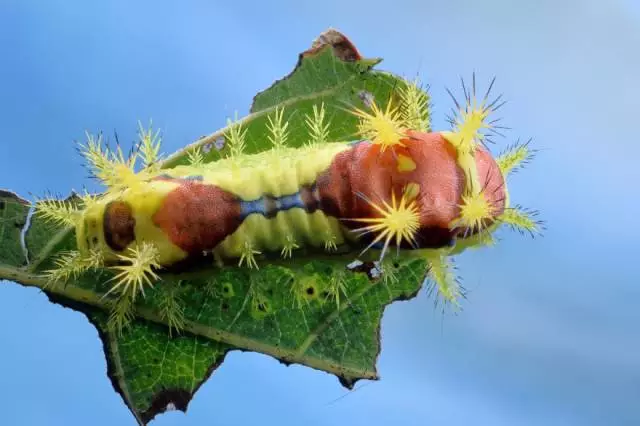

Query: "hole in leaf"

xmin=221 ymin=283 xmax=235 ymax=298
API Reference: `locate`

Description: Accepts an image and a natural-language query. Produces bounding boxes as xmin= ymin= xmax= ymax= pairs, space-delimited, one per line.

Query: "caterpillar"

xmin=35 ymin=75 xmax=541 ymax=318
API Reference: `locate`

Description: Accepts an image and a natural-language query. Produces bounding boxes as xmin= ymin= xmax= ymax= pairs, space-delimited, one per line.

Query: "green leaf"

xmin=160 ymin=29 xmax=417 ymax=167
xmin=0 ymin=190 xmax=29 ymax=268
xmin=64 ymin=302 xmax=231 ymax=425
xmin=0 ymin=29 xmax=432 ymax=424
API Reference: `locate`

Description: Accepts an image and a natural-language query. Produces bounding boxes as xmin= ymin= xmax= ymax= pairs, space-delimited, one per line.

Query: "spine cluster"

xmin=33 ymin=75 xmax=542 ymax=334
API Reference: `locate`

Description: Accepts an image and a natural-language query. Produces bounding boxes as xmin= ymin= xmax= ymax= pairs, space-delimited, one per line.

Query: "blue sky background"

xmin=1 ymin=0 xmax=639 ymax=425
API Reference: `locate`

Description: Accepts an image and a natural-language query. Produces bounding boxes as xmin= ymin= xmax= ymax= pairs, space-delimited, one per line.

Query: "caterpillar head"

xmin=72 ymin=180 xmax=186 ymax=267
xmin=76 ymin=197 xmax=135 ymax=262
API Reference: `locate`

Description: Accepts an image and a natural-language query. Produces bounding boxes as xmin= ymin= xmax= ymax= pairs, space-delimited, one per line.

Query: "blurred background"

xmin=1 ymin=0 xmax=639 ymax=425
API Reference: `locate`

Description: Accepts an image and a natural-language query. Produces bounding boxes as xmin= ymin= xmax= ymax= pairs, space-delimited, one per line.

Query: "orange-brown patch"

xmin=104 ymin=201 xmax=136 ymax=252
xmin=152 ymin=181 xmax=242 ymax=255
xmin=316 ymin=132 xmax=506 ymax=249
xmin=396 ymin=154 xmax=417 ymax=172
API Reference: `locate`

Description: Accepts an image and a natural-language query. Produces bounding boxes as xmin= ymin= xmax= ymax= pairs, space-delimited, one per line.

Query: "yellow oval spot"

xmin=397 ymin=154 xmax=416 ymax=172
xmin=403 ymin=182 xmax=421 ymax=201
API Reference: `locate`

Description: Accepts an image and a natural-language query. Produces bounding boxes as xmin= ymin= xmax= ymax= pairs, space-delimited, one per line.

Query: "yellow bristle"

xmin=350 ymin=191 xmax=421 ymax=259
xmin=449 ymin=108 xmax=491 ymax=156
xmin=444 ymin=75 xmax=504 ymax=159
xmin=238 ymin=240 xmax=260 ymax=269
xmin=80 ymin=132 xmax=117 ymax=183
xmin=323 ymin=231 xmax=338 ymax=252
xmin=79 ymin=132 xmax=146 ymax=194
xmin=43 ymin=249 xmax=104 ymax=286
xmin=323 ymin=272 xmax=348 ymax=309
xmin=104 ymin=242 xmax=161 ymax=302
xmin=34 ymin=198 xmax=81 ymax=228
xmin=83 ymin=248 xmax=105 ymax=269
xmin=137 ymin=121 xmax=162 ymax=170
xmin=352 ymin=99 xmax=409 ymax=152
xmin=225 ymin=112 xmax=248 ymax=159
xmin=44 ymin=251 xmax=87 ymax=284
xmin=499 ymin=205 xmax=543 ymax=237
xmin=451 ymin=191 xmax=495 ymax=233
xmin=78 ymin=191 xmax=99 ymax=211
xmin=398 ymin=77 xmax=431 ymax=132
xmin=108 ymin=291 xmax=135 ymax=336
xmin=376 ymin=258 xmax=400 ymax=300
xmin=111 ymin=162 xmax=146 ymax=194
xmin=497 ymin=140 xmax=534 ymax=176
xmin=187 ymin=146 xmax=205 ymax=167
xmin=159 ymin=288 xmax=186 ymax=337
xmin=425 ymin=251 xmax=462 ymax=306
xmin=305 ymin=103 xmax=331 ymax=147
xmin=280 ymin=234 xmax=299 ymax=259
xmin=267 ymin=107 xmax=289 ymax=151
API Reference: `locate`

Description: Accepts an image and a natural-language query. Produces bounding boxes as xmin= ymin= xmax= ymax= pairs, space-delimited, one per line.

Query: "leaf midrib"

xmin=0 ymin=263 xmax=378 ymax=381
xmin=26 ymin=224 xmax=74 ymax=272
xmin=106 ymin=328 xmax=146 ymax=426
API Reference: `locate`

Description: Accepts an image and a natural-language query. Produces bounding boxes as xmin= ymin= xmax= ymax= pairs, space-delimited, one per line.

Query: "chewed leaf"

xmin=0 ymin=30 xmax=429 ymax=424
xmin=0 ymin=28 xmax=540 ymax=426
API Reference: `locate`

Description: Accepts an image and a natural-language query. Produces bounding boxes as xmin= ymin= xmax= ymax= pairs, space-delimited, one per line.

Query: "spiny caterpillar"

xmin=34 ymin=74 xmax=541 ymax=332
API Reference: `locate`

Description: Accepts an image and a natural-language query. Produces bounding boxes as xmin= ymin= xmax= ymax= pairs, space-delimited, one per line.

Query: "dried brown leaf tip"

xmin=304 ymin=28 xmax=362 ymax=62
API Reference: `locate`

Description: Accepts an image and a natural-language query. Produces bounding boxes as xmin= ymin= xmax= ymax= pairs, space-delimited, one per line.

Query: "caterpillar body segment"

xmin=34 ymin=75 xmax=541 ymax=325
xmin=75 ymin=133 xmax=504 ymax=267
